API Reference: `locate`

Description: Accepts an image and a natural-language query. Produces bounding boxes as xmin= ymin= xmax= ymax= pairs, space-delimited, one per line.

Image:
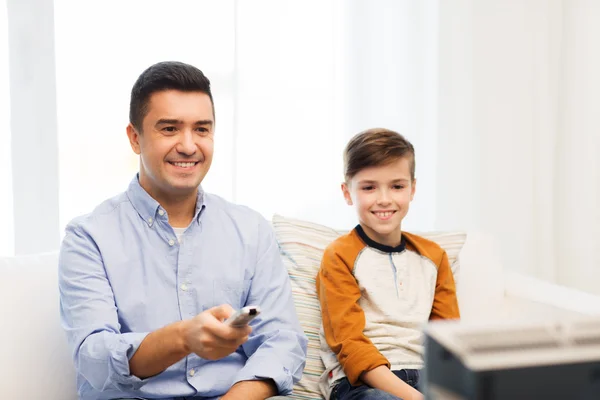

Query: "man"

xmin=59 ymin=61 xmax=307 ymax=400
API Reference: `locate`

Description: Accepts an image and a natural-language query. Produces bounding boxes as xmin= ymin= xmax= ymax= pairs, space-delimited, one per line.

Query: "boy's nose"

xmin=377 ymin=190 xmax=392 ymax=205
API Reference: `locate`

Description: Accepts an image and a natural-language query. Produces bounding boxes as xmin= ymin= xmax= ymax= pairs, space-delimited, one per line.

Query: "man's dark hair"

xmin=129 ymin=61 xmax=214 ymax=132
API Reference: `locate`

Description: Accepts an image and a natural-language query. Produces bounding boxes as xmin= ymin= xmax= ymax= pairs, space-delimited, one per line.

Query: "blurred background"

xmin=1 ymin=0 xmax=599 ymax=295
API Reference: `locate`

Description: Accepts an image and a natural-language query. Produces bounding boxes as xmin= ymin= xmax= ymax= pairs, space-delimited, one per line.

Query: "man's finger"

xmin=212 ymin=320 xmax=252 ymax=341
xmin=209 ymin=304 xmax=235 ymax=321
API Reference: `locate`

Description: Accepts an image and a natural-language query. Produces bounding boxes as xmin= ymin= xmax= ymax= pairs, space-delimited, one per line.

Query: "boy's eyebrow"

xmin=357 ymin=178 xmax=410 ymax=184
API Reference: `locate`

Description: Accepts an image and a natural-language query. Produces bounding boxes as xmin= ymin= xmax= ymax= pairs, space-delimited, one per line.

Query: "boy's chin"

xmin=364 ymin=222 xmax=401 ymax=235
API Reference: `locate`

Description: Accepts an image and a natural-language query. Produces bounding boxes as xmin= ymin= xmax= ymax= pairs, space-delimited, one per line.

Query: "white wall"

xmin=555 ymin=0 xmax=600 ymax=294
xmin=436 ymin=0 xmax=600 ymax=294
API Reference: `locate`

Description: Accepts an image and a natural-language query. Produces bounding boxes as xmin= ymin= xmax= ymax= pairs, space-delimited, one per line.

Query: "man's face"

xmin=127 ymin=90 xmax=214 ymax=200
xmin=342 ymin=157 xmax=416 ymax=247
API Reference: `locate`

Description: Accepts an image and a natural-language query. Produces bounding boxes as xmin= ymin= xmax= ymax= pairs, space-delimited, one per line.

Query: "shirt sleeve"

xmin=59 ymin=223 xmax=150 ymax=392
xmin=429 ymin=250 xmax=461 ymax=320
xmin=231 ymin=217 xmax=308 ymax=396
xmin=316 ymin=246 xmax=390 ymax=386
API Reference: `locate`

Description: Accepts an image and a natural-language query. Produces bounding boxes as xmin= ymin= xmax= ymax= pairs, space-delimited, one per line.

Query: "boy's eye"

xmin=393 ymin=185 xmax=405 ymax=190
xmin=361 ymin=186 xmax=374 ymax=191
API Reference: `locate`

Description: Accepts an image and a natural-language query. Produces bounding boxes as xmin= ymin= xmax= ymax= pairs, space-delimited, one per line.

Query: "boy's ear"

xmin=410 ymin=178 xmax=417 ymax=201
xmin=126 ymin=123 xmax=142 ymax=155
xmin=341 ymin=182 xmax=353 ymax=205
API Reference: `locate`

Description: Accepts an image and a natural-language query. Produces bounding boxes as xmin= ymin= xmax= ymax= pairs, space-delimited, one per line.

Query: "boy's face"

xmin=342 ymin=157 xmax=416 ymax=247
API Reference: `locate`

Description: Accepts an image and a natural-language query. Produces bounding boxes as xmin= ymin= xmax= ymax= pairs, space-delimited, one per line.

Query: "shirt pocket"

xmin=212 ymin=279 xmax=251 ymax=309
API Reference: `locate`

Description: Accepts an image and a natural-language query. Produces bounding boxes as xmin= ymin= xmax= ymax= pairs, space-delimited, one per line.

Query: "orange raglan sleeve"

xmin=316 ymin=238 xmax=390 ymax=385
xmin=429 ymin=250 xmax=460 ymax=320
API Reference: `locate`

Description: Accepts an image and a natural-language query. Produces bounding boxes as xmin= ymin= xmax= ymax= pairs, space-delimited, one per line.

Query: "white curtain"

xmin=54 ymin=0 xmax=439 ymax=232
xmin=53 ymin=0 xmax=237 ymax=231
xmin=234 ymin=0 xmax=439 ymax=231
xmin=0 ymin=1 xmax=14 ymax=256
xmin=4 ymin=0 xmax=600 ymax=295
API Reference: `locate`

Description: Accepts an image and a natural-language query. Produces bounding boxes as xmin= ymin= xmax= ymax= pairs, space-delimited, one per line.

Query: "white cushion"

xmin=0 ymin=252 xmax=77 ymax=399
xmin=272 ymin=214 xmax=467 ymax=400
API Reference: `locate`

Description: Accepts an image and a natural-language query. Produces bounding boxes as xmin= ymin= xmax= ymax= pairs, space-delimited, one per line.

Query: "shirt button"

xmin=168 ymin=239 xmax=175 ymax=246
xmin=180 ymin=284 xmax=188 ymax=291
xmin=148 ymin=217 xmax=153 ymax=223
xmin=189 ymin=368 xmax=195 ymax=377
xmin=158 ymin=210 xmax=165 ymax=216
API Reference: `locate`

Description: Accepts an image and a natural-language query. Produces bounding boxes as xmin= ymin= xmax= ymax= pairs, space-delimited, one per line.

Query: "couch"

xmin=2 ymin=214 xmax=599 ymax=399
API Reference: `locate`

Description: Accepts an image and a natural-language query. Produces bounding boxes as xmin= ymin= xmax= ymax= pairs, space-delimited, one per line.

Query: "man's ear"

xmin=126 ymin=123 xmax=142 ymax=155
xmin=410 ymin=178 xmax=417 ymax=201
xmin=341 ymin=182 xmax=353 ymax=206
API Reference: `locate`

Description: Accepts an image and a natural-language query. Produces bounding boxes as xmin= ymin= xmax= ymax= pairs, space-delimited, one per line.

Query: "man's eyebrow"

xmin=155 ymin=119 xmax=214 ymax=126
xmin=193 ymin=120 xmax=214 ymax=126
xmin=155 ymin=119 xmax=182 ymax=125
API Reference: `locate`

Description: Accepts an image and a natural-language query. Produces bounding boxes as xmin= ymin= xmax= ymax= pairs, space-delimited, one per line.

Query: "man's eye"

xmin=196 ymin=127 xmax=209 ymax=133
xmin=163 ymin=126 xmax=177 ymax=132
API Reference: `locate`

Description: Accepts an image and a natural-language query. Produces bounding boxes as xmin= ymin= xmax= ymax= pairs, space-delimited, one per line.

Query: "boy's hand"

xmin=181 ymin=304 xmax=251 ymax=360
xmin=410 ymin=390 xmax=424 ymax=400
xmin=360 ymin=366 xmax=423 ymax=400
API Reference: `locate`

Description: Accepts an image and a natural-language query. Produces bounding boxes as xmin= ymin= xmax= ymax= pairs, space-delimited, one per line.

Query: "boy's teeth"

xmin=375 ymin=211 xmax=393 ymax=217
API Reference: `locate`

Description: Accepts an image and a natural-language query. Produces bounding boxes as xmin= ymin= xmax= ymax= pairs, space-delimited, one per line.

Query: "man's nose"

xmin=177 ymin=129 xmax=197 ymax=155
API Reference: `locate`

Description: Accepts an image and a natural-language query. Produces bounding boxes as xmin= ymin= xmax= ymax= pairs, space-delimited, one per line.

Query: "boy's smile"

xmin=342 ymin=157 xmax=416 ymax=247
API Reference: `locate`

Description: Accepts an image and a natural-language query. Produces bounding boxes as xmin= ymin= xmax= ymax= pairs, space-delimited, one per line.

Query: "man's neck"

xmin=160 ymin=194 xmax=197 ymax=228
xmin=139 ymin=180 xmax=199 ymax=228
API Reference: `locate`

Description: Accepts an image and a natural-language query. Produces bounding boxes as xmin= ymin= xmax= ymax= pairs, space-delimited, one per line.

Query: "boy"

xmin=316 ymin=128 xmax=460 ymax=400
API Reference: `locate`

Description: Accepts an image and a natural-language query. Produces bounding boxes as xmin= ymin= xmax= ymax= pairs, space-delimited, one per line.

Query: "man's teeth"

xmin=172 ymin=162 xmax=196 ymax=167
xmin=374 ymin=211 xmax=394 ymax=217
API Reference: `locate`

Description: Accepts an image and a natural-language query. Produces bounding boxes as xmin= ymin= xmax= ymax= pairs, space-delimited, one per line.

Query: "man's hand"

xmin=129 ymin=304 xmax=251 ymax=379
xmin=181 ymin=304 xmax=252 ymax=360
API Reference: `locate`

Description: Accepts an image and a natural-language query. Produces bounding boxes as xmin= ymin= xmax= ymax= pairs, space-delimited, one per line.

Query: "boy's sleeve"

xmin=316 ymin=246 xmax=390 ymax=386
xmin=429 ymin=250 xmax=461 ymax=320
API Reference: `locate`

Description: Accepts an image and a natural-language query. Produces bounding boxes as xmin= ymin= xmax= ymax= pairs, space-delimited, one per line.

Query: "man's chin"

xmin=164 ymin=178 xmax=203 ymax=195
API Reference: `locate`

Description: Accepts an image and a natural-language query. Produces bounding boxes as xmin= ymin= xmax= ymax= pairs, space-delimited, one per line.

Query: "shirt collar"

xmin=355 ymin=224 xmax=406 ymax=253
xmin=126 ymin=174 xmax=206 ymax=226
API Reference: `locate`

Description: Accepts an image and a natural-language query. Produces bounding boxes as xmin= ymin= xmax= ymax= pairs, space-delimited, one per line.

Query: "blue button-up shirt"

xmin=59 ymin=176 xmax=307 ymax=400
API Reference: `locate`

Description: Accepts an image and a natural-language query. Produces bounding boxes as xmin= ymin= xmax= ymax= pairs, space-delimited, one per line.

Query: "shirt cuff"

xmin=93 ymin=331 xmax=149 ymax=390
xmin=232 ymin=353 xmax=295 ymax=395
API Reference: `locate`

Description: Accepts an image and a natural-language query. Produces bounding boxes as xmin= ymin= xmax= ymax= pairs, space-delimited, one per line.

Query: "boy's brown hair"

xmin=343 ymin=128 xmax=415 ymax=182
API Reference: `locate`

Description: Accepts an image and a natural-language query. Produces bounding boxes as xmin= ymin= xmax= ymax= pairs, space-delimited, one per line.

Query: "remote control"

xmin=224 ymin=305 xmax=261 ymax=327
